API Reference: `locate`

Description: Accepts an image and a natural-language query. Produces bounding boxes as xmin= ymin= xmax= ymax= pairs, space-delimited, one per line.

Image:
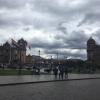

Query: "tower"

xmin=87 ymin=37 xmax=95 ymax=61
xmin=17 ymin=38 xmax=27 ymax=64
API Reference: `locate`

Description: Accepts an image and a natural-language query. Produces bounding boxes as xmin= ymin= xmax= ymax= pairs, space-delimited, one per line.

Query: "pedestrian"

xmin=58 ymin=65 xmax=61 ymax=79
xmin=53 ymin=67 xmax=58 ymax=79
xmin=32 ymin=66 xmax=36 ymax=75
xmin=59 ymin=64 xmax=64 ymax=80
xmin=58 ymin=68 xmax=61 ymax=79
xmin=64 ymin=66 xmax=68 ymax=79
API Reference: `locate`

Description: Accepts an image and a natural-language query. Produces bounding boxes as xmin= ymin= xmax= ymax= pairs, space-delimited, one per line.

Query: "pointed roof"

xmin=87 ymin=37 xmax=95 ymax=44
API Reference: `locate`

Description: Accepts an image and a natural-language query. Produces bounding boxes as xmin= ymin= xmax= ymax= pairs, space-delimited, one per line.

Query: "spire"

xmin=87 ymin=36 xmax=96 ymax=45
xmin=89 ymin=36 xmax=93 ymax=40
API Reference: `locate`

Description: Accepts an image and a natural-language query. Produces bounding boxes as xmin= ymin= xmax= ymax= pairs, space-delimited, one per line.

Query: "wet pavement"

xmin=0 ymin=74 xmax=100 ymax=85
xmin=0 ymin=79 xmax=100 ymax=100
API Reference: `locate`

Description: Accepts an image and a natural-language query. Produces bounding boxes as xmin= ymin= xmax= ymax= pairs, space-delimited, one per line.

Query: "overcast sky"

xmin=0 ymin=0 xmax=100 ymax=59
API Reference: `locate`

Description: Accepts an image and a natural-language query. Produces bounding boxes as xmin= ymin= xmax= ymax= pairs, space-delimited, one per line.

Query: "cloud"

xmin=78 ymin=12 xmax=100 ymax=27
xmin=0 ymin=0 xmax=30 ymax=9
xmin=44 ymin=49 xmax=86 ymax=59
xmin=0 ymin=0 xmax=100 ymax=60
xmin=29 ymin=30 xmax=88 ymax=50
xmin=57 ymin=22 xmax=68 ymax=34
xmin=27 ymin=29 xmax=88 ymax=59
xmin=55 ymin=30 xmax=88 ymax=49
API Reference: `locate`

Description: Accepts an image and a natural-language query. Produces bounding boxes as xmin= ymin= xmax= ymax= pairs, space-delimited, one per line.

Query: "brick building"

xmin=87 ymin=37 xmax=100 ymax=66
xmin=0 ymin=38 xmax=27 ymax=66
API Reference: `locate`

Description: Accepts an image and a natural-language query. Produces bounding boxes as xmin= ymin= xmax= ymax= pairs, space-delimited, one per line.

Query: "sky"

xmin=0 ymin=0 xmax=100 ymax=60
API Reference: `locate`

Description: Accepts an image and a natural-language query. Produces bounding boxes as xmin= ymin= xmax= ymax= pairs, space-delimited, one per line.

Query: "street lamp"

xmin=18 ymin=46 xmax=22 ymax=75
xmin=50 ymin=56 xmax=53 ymax=69
xmin=38 ymin=50 xmax=41 ymax=74
xmin=57 ymin=52 xmax=58 ymax=60
xmin=38 ymin=50 xmax=40 ymax=68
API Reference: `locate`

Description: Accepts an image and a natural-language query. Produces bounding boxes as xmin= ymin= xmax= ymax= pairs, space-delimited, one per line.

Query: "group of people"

xmin=53 ymin=65 xmax=68 ymax=80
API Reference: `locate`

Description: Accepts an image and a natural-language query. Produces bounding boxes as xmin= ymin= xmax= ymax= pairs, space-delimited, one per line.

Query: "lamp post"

xmin=39 ymin=50 xmax=40 ymax=57
xmin=38 ymin=50 xmax=40 ymax=68
xmin=9 ymin=44 xmax=11 ymax=65
xmin=38 ymin=50 xmax=40 ymax=74
xmin=57 ymin=52 xmax=59 ymax=67
xmin=18 ymin=47 xmax=22 ymax=75
xmin=57 ymin=52 xmax=58 ymax=60
xmin=50 ymin=56 xmax=52 ymax=70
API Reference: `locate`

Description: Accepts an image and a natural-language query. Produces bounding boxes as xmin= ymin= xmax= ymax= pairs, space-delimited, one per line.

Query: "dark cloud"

xmin=28 ymin=30 xmax=88 ymax=59
xmin=32 ymin=0 xmax=86 ymax=17
xmin=0 ymin=0 xmax=100 ymax=59
xmin=0 ymin=16 xmax=20 ymax=28
xmin=55 ymin=30 xmax=88 ymax=49
xmin=30 ymin=38 xmax=64 ymax=49
xmin=30 ymin=30 xmax=88 ymax=50
xmin=78 ymin=12 xmax=100 ymax=27
xmin=92 ymin=29 xmax=100 ymax=43
xmin=0 ymin=12 xmax=33 ymax=29
xmin=65 ymin=31 xmax=88 ymax=49
xmin=57 ymin=22 xmax=67 ymax=34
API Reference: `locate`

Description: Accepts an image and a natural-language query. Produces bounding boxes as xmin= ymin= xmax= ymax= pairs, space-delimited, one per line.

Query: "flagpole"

xmin=9 ymin=39 xmax=12 ymax=64
xmin=39 ymin=50 xmax=40 ymax=68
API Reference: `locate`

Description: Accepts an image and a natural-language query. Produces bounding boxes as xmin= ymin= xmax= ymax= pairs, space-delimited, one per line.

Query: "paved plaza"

xmin=0 ymin=79 xmax=100 ymax=100
xmin=0 ymin=74 xmax=100 ymax=85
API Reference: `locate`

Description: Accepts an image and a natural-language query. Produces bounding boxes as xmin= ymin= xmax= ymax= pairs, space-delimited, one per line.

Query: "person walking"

xmin=59 ymin=64 xmax=64 ymax=80
xmin=58 ymin=68 xmax=61 ymax=79
xmin=53 ymin=67 xmax=58 ymax=79
xmin=64 ymin=66 xmax=68 ymax=79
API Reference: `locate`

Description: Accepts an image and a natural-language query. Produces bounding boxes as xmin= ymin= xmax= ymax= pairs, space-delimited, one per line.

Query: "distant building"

xmin=26 ymin=55 xmax=34 ymax=65
xmin=0 ymin=38 xmax=27 ymax=65
xmin=26 ymin=55 xmax=45 ymax=67
xmin=17 ymin=38 xmax=27 ymax=64
xmin=87 ymin=37 xmax=100 ymax=66
xmin=32 ymin=55 xmax=44 ymax=63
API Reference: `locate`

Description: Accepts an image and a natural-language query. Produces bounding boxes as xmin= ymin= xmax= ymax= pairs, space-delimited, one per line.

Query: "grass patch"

xmin=0 ymin=69 xmax=32 ymax=76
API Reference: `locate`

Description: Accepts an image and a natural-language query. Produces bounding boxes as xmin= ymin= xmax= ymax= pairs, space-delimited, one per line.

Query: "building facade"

xmin=0 ymin=38 xmax=27 ymax=65
xmin=26 ymin=55 xmax=34 ymax=65
xmin=87 ymin=37 xmax=100 ymax=66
